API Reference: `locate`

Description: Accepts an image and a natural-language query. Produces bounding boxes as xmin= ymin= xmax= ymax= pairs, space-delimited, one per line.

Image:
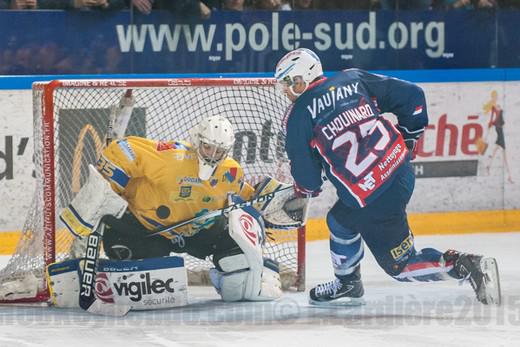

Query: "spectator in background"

xmin=314 ymin=0 xmax=379 ymax=10
xmin=8 ymin=0 xmax=37 ymax=8
xmin=130 ymin=0 xmax=212 ymax=18
xmin=432 ymin=0 xmax=496 ymax=8
xmin=253 ymin=0 xmax=291 ymax=10
xmin=380 ymin=0 xmax=430 ymax=9
xmin=221 ymin=0 xmax=246 ymax=10
xmin=291 ymin=0 xmax=314 ymax=9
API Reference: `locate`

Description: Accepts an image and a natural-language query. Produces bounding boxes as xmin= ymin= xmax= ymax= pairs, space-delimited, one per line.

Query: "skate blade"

xmin=481 ymin=257 xmax=501 ymax=306
xmin=309 ymin=297 xmax=366 ymax=307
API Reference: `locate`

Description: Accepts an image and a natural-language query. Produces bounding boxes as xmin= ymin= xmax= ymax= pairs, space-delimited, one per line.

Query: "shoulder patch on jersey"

xmin=222 ymin=168 xmax=238 ymax=183
xmin=156 ymin=141 xmax=174 ymax=151
xmin=156 ymin=141 xmax=191 ymax=152
xmin=116 ymin=139 xmax=136 ymax=161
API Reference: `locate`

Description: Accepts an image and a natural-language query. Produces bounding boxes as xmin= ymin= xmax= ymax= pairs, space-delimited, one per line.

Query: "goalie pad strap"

xmin=60 ymin=165 xmax=128 ymax=238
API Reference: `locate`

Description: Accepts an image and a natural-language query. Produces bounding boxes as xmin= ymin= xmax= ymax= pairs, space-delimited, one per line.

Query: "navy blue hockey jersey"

xmin=284 ymin=68 xmax=428 ymax=208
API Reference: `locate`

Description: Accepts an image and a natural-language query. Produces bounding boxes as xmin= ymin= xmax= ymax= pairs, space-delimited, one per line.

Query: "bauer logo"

xmin=113 ymin=272 xmax=175 ymax=302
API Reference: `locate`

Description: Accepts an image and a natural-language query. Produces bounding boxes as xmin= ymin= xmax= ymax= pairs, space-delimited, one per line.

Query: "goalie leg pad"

xmin=47 ymin=256 xmax=189 ymax=310
xmin=60 ymin=165 xmax=128 ymax=238
xmin=211 ymin=253 xmax=282 ymax=302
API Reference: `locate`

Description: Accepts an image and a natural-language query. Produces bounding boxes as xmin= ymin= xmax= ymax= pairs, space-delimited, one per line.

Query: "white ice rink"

xmin=0 ymin=232 xmax=519 ymax=347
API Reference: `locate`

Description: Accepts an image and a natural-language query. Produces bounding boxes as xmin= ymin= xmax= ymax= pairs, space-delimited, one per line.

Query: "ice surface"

xmin=0 ymin=233 xmax=519 ymax=347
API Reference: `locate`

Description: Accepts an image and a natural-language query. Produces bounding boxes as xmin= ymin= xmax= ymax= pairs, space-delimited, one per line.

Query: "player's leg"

xmin=102 ymin=211 xmax=174 ymax=260
xmin=308 ymin=200 xmax=365 ymax=306
xmin=361 ymin=166 xmax=501 ymax=304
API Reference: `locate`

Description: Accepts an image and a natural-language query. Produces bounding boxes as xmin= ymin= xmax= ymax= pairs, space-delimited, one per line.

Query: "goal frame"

xmin=2 ymin=78 xmax=306 ymax=304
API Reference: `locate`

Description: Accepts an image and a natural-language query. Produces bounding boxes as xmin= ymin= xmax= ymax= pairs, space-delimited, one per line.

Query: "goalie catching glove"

xmin=253 ymin=176 xmax=310 ymax=230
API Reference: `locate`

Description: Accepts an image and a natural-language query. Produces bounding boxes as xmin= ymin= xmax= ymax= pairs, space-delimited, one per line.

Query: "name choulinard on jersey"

xmin=307 ymin=82 xmax=359 ymax=119
xmin=321 ymin=104 xmax=375 ymax=140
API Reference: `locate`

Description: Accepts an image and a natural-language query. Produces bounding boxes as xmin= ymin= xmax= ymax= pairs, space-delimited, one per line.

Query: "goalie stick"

xmin=78 ymin=89 xmax=134 ymax=316
xmin=146 ymin=185 xmax=294 ymax=239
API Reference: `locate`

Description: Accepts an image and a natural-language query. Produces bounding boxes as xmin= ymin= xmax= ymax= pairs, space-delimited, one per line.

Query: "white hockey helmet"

xmin=190 ymin=116 xmax=235 ymax=180
xmin=274 ymin=48 xmax=323 ymax=97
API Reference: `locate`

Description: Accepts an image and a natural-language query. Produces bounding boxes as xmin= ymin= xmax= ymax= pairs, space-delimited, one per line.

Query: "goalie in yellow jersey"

xmin=51 ymin=115 xmax=308 ymax=312
xmin=97 ymin=117 xmax=255 ymax=261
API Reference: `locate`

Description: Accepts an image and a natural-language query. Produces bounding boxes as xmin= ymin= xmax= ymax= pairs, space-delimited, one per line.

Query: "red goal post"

xmin=0 ymin=78 xmax=306 ymax=304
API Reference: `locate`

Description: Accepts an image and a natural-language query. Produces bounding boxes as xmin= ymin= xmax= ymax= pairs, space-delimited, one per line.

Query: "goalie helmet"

xmin=274 ymin=48 xmax=323 ymax=98
xmin=190 ymin=116 xmax=235 ymax=180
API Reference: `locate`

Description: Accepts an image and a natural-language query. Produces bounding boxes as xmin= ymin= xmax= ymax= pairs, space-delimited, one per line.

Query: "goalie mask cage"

xmin=0 ymin=78 xmax=306 ymax=304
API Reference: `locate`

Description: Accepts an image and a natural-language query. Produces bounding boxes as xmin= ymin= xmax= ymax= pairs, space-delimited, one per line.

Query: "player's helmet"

xmin=190 ymin=116 xmax=235 ymax=180
xmin=274 ymin=48 xmax=323 ymax=97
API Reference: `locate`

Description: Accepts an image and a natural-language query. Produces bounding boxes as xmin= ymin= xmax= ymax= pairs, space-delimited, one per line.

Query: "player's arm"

xmin=360 ymin=69 xmax=429 ymax=156
xmin=96 ymin=136 xmax=147 ymax=194
xmin=285 ymin=110 xmax=324 ymax=197
xmin=60 ymin=137 xmax=148 ymax=239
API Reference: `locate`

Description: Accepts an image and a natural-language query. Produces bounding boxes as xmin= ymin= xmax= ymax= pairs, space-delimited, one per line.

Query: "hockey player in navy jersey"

xmin=274 ymin=48 xmax=501 ymax=306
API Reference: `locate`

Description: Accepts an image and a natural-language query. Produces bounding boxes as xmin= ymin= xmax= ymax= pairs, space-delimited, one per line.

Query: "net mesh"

xmin=0 ymin=79 xmax=302 ymax=302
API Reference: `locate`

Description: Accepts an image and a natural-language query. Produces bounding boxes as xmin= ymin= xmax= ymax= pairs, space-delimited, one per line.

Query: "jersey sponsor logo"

xmin=95 ymin=272 xmax=115 ymax=303
xmin=412 ymin=105 xmax=423 ymax=116
xmin=202 ymin=195 xmax=213 ymax=203
xmin=179 ymin=186 xmax=192 ymax=198
xmin=239 ymin=214 xmax=257 ymax=245
xmin=177 ymin=176 xmax=203 ymax=186
xmin=112 ymin=272 xmax=175 ymax=302
xmin=223 ymin=168 xmax=238 ymax=183
xmin=307 ymin=83 xmax=359 ymax=119
xmin=116 ymin=139 xmax=136 ymax=161
xmin=390 ymin=234 xmax=414 ymax=261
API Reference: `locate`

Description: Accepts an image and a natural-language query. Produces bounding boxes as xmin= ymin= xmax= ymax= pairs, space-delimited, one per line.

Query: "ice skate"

xmin=309 ymin=268 xmax=365 ymax=306
xmin=445 ymin=250 xmax=501 ymax=305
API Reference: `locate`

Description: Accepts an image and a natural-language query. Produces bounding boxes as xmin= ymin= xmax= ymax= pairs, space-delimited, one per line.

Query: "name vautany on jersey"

xmin=306 ymin=82 xmax=359 ymax=119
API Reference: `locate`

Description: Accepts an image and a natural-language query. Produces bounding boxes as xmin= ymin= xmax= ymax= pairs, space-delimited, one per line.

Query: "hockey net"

xmin=0 ymin=78 xmax=306 ymax=304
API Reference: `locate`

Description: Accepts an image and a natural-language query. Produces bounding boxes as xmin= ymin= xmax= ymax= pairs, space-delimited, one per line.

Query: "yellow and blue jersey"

xmin=96 ymin=136 xmax=254 ymax=237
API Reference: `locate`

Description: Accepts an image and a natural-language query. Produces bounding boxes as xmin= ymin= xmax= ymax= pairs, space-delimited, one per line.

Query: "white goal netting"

xmin=0 ymin=79 xmax=305 ymax=303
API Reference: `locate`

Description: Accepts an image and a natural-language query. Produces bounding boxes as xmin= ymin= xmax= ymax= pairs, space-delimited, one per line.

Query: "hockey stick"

xmin=77 ymin=89 xmax=134 ymax=316
xmin=146 ymin=184 xmax=293 ymax=239
xmin=79 ymin=218 xmax=131 ymax=316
